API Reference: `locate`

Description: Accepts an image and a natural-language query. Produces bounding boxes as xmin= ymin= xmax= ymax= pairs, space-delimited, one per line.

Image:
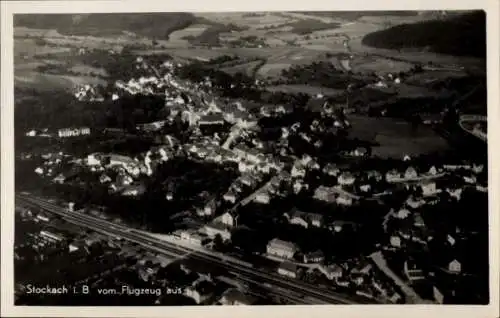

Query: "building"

xmin=313 ymin=186 xmax=337 ymax=203
xmin=386 ymin=170 xmax=402 ymax=183
xmin=220 ymin=288 xmax=256 ymax=305
xmin=395 ymin=208 xmax=411 ymax=219
xmin=223 ymin=190 xmax=237 ymax=204
xmin=25 ymin=129 xmax=37 ymax=137
xmin=58 ymin=127 xmax=91 ymax=138
xmin=180 ymin=230 xmax=209 ymax=246
xmin=68 ymin=240 xmax=86 ymax=253
xmin=349 ymin=147 xmax=368 ymax=157
xmin=421 ymin=181 xmax=438 ymax=197
xmin=336 ymin=194 xmax=353 ymax=206
xmin=35 ymin=213 xmax=50 ymax=222
xmin=291 ymin=162 xmax=306 ymax=178
xmin=254 ymin=191 xmax=270 ymax=204
xmin=220 ymin=211 xmax=238 ymax=228
xmin=303 ymin=250 xmax=325 ymax=264
xmin=121 ymin=183 xmax=146 ymax=197
xmin=413 ymin=213 xmax=425 ymax=228
xmin=233 ymin=144 xmax=264 ymax=164
xmin=52 ymin=173 xmax=65 ymax=184
xmin=198 ymin=113 xmax=225 ymax=126
xmin=266 ymin=238 xmax=298 ymax=260
xmin=322 ymin=163 xmax=340 ymax=177
xmin=277 ymin=261 xmax=298 ymax=279
xmin=338 ymin=172 xmax=355 ymax=186
xmin=198 ymin=199 xmax=218 ymax=217
xmin=40 ymin=230 xmax=64 ymax=242
xmin=108 ymin=154 xmax=137 ymax=169
xmin=406 ymin=196 xmax=426 ymax=209
xmin=318 ymin=264 xmax=343 ymax=280
xmin=390 ymin=235 xmax=402 ymax=248
xmin=404 ymin=167 xmax=418 ymax=179
xmin=240 ymin=174 xmax=257 ymax=187
xmin=87 ymin=153 xmax=102 ymax=166
xmin=448 ymin=259 xmax=462 ymax=274
xmin=284 ymin=209 xmax=324 ymax=228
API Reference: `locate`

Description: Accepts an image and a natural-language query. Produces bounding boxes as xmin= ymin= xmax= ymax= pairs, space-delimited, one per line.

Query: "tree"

xmin=213 ymin=234 xmax=225 ymax=251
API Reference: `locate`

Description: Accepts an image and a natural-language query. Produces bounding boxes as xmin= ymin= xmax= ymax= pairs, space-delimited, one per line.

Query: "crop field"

xmin=351 ymin=43 xmax=486 ymax=74
xmin=348 ymin=115 xmax=449 ymax=158
xmin=154 ymin=46 xmax=327 ymax=79
xmin=15 ymin=39 xmax=72 ymax=59
xmin=194 ymin=12 xmax=296 ymax=29
xmin=168 ymin=24 xmax=211 ymax=47
xmin=266 ymin=84 xmax=343 ymax=96
xmin=404 ymin=70 xmax=470 ymax=86
xmin=15 ymin=71 xmax=106 ymax=92
xmin=69 ymin=64 xmax=108 ymax=77
xmin=350 ymin=55 xmax=414 ymax=74
xmin=220 ymin=60 xmax=263 ymax=76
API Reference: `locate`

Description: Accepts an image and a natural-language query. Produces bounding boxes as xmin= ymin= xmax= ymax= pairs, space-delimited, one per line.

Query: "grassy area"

xmin=266 ymin=84 xmax=343 ymax=96
xmin=284 ymin=19 xmax=341 ymax=35
xmin=15 ymin=71 xmax=106 ymax=92
xmin=349 ymin=115 xmax=449 ymax=159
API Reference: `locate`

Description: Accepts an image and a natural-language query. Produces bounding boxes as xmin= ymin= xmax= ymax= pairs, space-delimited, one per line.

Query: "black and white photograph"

xmin=1 ymin=1 xmax=499 ymax=317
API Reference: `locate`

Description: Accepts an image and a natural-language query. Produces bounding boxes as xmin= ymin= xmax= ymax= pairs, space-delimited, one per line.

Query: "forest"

xmin=15 ymin=13 xmax=199 ymax=40
xmin=362 ymin=11 xmax=486 ymax=58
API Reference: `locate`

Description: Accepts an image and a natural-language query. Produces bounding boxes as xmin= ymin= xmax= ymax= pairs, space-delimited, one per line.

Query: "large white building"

xmin=266 ymin=238 xmax=298 ymax=259
xmin=58 ymin=127 xmax=91 ymax=138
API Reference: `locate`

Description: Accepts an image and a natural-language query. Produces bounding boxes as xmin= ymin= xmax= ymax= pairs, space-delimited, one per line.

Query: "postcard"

xmin=1 ymin=0 xmax=499 ymax=317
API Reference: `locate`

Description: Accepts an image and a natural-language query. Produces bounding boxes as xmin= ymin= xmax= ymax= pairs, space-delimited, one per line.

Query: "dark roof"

xmin=199 ymin=113 xmax=225 ymax=124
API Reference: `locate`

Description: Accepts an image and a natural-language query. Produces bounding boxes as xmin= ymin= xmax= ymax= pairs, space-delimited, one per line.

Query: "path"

xmin=369 ymin=251 xmax=424 ymax=304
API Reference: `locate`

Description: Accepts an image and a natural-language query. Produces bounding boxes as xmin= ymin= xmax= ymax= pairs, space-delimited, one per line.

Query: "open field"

xmin=220 ymin=60 xmax=263 ymax=76
xmin=194 ymin=12 xmax=297 ymax=30
xmin=266 ymin=84 xmax=343 ymax=96
xmin=349 ymin=55 xmax=414 ymax=74
xmin=69 ymin=64 xmax=108 ymax=77
xmin=15 ymin=38 xmax=72 ymax=60
xmin=348 ymin=115 xmax=449 ymax=159
xmin=167 ymin=24 xmax=211 ymax=47
xmin=15 ymin=71 xmax=106 ymax=92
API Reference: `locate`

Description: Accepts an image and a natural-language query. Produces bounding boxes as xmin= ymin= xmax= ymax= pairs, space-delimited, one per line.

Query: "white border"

xmin=1 ymin=1 xmax=499 ymax=317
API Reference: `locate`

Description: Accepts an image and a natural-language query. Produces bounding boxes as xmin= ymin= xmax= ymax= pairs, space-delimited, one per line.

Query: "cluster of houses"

xmin=265 ymin=236 xmax=405 ymax=303
xmin=25 ymin=127 xmax=91 ymax=138
xmin=74 ymin=84 xmax=104 ymax=102
xmin=58 ymin=127 xmax=91 ymax=138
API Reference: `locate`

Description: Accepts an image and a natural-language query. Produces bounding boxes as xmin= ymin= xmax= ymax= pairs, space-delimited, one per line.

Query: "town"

xmin=13 ymin=10 xmax=488 ymax=306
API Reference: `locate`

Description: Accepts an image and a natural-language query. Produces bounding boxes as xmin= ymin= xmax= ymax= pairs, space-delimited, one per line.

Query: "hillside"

xmin=296 ymin=11 xmax=420 ymax=20
xmin=14 ymin=13 xmax=201 ymax=39
xmin=361 ymin=11 xmax=486 ymax=58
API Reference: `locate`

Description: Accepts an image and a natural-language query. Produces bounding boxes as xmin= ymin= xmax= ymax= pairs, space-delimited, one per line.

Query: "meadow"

xmin=348 ymin=115 xmax=449 ymax=159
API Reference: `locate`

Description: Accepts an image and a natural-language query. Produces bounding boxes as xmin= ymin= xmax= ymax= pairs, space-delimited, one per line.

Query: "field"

xmin=15 ymin=71 xmax=106 ymax=92
xmin=220 ymin=60 xmax=263 ymax=76
xmin=349 ymin=55 xmax=414 ymax=74
xmin=15 ymin=37 xmax=109 ymax=92
xmin=14 ymin=11 xmax=485 ymax=94
xmin=266 ymin=84 xmax=343 ymax=96
xmin=167 ymin=24 xmax=211 ymax=47
xmin=194 ymin=12 xmax=297 ymax=29
xmin=348 ymin=115 xmax=449 ymax=158
xmin=15 ymin=38 xmax=72 ymax=61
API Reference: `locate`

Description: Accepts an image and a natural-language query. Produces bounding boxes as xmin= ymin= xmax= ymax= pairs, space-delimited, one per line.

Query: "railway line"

xmin=17 ymin=193 xmax=377 ymax=305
